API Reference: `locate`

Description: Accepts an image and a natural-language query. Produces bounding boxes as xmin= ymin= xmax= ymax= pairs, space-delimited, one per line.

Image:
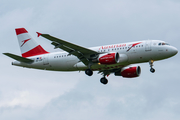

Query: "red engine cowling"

xmin=98 ymin=52 xmax=120 ymax=65
xmin=120 ymin=66 xmax=141 ymax=78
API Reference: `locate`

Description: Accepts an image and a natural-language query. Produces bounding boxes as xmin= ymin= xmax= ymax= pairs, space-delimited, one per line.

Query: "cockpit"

xmin=158 ymin=42 xmax=170 ymax=46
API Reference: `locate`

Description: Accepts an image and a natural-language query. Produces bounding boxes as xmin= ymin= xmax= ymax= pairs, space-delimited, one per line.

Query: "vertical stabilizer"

xmin=15 ymin=28 xmax=49 ymax=57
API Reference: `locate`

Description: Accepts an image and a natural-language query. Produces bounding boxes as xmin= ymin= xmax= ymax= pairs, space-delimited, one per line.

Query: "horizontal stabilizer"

xmin=3 ymin=53 xmax=34 ymax=63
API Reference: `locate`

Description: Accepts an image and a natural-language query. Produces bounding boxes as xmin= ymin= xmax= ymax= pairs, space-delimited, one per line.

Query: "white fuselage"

xmin=12 ymin=40 xmax=178 ymax=71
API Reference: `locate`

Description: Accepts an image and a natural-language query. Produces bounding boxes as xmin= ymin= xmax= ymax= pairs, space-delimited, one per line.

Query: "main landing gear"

xmin=85 ymin=69 xmax=108 ymax=85
xmin=85 ymin=62 xmax=108 ymax=85
xmin=100 ymin=71 xmax=109 ymax=85
xmin=85 ymin=69 xmax=93 ymax=76
xmin=149 ymin=60 xmax=155 ymax=73
xmin=85 ymin=63 xmax=93 ymax=76
xmin=100 ymin=77 xmax=108 ymax=85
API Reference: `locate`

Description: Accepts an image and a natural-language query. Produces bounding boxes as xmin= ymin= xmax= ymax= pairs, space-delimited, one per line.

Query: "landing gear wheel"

xmin=100 ymin=77 xmax=108 ymax=85
xmin=149 ymin=60 xmax=155 ymax=73
xmin=150 ymin=68 xmax=155 ymax=73
xmin=85 ymin=69 xmax=93 ymax=76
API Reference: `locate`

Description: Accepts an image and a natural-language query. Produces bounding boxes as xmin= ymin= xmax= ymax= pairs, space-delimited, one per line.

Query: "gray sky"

xmin=0 ymin=0 xmax=180 ymax=120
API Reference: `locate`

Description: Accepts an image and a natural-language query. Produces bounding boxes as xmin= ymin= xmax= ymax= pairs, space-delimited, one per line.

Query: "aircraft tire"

xmin=100 ymin=77 xmax=108 ymax=85
xmin=85 ymin=69 xmax=93 ymax=76
xmin=150 ymin=68 xmax=155 ymax=73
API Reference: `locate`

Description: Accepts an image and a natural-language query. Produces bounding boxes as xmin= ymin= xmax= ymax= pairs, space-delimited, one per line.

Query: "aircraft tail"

xmin=15 ymin=28 xmax=49 ymax=58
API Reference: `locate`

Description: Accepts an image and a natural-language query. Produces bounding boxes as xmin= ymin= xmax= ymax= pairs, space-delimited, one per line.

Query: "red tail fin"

xmin=15 ymin=28 xmax=49 ymax=58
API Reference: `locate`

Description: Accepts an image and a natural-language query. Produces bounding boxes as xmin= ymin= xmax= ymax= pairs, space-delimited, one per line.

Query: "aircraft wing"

xmin=37 ymin=32 xmax=99 ymax=65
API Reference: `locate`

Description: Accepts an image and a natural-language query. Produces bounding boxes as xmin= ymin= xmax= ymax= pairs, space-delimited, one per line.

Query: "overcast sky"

xmin=0 ymin=0 xmax=180 ymax=120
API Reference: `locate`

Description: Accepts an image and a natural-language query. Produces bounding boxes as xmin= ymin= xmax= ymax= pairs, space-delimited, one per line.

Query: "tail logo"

xmin=21 ymin=39 xmax=31 ymax=47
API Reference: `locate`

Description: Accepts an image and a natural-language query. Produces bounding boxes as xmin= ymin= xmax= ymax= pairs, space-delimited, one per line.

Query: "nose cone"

xmin=169 ymin=46 xmax=178 ymax=56
xmin=172 ymin=47 xmax=178 ymax=55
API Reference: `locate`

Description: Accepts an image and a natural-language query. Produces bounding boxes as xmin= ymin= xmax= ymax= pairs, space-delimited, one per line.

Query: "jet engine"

xmin=94 ymin=52 xmax=120 ymax=65
xmin=115 ymin=66 xmax=141 ymax=78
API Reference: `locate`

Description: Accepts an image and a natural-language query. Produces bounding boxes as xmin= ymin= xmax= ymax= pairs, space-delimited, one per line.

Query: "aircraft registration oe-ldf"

xmin=3 ymin=28 xmax=178 ymax=85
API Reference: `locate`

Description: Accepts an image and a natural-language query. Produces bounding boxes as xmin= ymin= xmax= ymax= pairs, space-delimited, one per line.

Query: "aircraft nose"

xmin=170 ymin=46 xmax=178 ymax=56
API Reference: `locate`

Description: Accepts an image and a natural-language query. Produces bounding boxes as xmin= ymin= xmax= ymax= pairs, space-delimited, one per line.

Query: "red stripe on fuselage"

xmin=22 ymin=45 xmax=49 ymax=58
xmin=127 ymin=42 xmax=142 ymax=52
xmin=15 ymin=28 xmax=28 ymax=35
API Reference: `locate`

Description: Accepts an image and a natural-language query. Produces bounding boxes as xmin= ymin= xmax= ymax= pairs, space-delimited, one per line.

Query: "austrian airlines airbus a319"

xmin=3 ymin=28 xmax=178 ymax=85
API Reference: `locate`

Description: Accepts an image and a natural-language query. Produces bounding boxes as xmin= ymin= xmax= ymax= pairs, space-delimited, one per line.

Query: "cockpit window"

xmin=158 ymin=42 xmax=170 ymax=46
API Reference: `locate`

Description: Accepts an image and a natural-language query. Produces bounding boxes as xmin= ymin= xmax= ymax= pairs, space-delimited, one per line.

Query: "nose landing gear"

xmin=149 ymin=60 xmax=155 ymax=73
xmin=150 ymin=67 xmax=155 ymax=73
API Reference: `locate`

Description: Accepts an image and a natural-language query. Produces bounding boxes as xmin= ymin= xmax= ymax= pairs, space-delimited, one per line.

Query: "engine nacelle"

xmin=115 ymin=66 xmax=141 ymax=78
xmin=98 ymin=52 xmax=120 ymax=65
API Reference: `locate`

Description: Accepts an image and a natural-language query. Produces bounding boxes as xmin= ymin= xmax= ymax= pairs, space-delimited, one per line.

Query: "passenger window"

xmin=158 ymin=43 xmax=161 ymax=45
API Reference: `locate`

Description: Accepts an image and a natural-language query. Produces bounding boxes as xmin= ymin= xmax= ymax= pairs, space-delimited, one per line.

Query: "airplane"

xmin=3 ymin=28 xmax=178 ymax=85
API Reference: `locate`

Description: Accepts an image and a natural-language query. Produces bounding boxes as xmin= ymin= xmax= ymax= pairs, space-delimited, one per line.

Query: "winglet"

xmin=36 ymin=32 xmax=42 ymax=37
